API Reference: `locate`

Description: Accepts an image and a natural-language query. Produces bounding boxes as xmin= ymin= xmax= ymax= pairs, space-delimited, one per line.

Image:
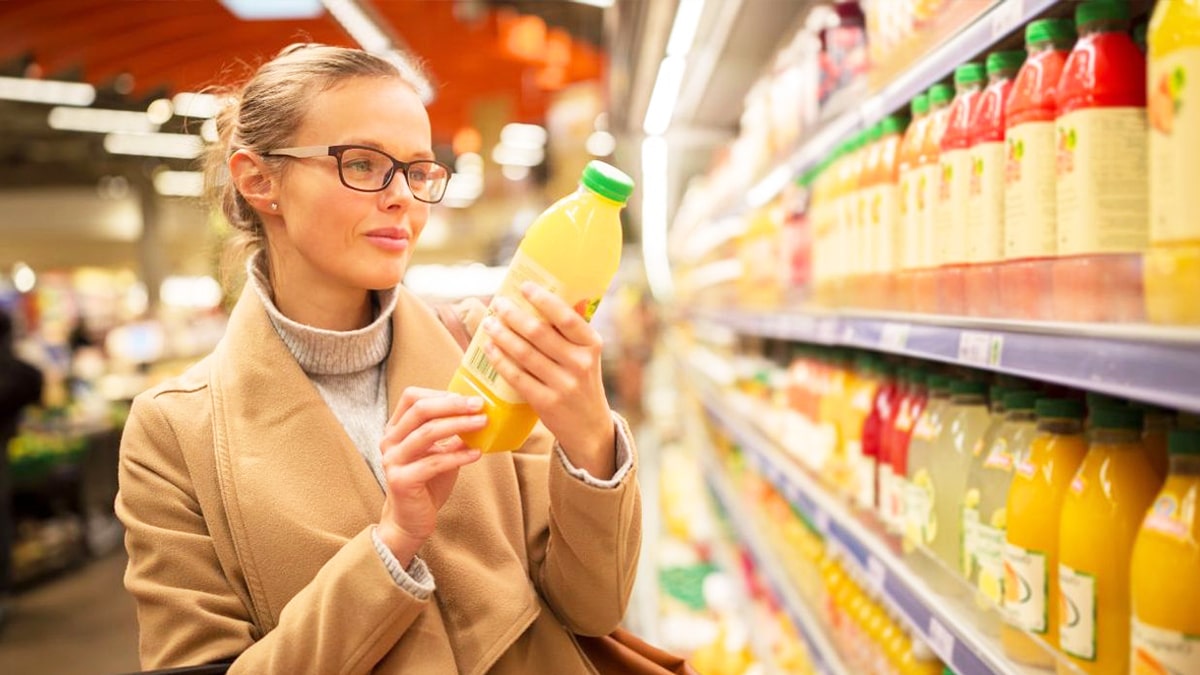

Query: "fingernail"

xmin=467 ymin=397 xmax=484 ymax=411
xmin=520 ymin=281 xmax=537 ymax=296
xmin=483 ymin=316 xmax=499 ymax=333
xmin=471 ymin=414 xmax=488 ymax=425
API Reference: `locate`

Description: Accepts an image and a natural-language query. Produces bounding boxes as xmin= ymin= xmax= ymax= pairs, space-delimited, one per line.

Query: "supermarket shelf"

xmin=686 ymin=307 xmax=1200 ymax=414
xmin=690 ymin=374 xmax=1047 ymax=675
xmin=695 ymin=437 xmax=850 ymax=675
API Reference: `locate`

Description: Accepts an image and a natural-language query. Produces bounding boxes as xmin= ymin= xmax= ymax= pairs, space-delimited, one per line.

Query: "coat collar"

xmin=210 ymin=283 xmax=540 ymax=674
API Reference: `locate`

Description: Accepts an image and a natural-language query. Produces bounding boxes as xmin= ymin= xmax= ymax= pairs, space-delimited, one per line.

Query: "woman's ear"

xmin=228 ymin=149 xmax=278 ymax=214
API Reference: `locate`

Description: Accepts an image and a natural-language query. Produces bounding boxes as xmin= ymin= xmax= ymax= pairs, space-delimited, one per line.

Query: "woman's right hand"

xmin=376 ymin=387 xmax=486 ymax=565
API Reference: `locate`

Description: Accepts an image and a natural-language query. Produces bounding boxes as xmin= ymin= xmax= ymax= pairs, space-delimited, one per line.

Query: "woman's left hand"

xmin=482 ymin=282 xmax=616 ymax=479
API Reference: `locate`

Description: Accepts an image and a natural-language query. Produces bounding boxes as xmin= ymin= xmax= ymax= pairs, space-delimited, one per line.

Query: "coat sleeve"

xmin=514 ymin=414 xmax=642 ymax=636
xmin=116 ymin=392 xmax=430 ymax=673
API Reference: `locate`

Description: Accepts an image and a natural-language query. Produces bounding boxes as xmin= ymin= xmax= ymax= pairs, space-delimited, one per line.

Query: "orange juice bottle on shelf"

xmin=1146 ymin=0 xmax=1200 ymax=325
xmin=1003 ymin=398 xmax=1088 ymax=667
xmin=1130 ymin=429 xmax=1200 ymax=673
xmin=937 ymin=62 xmax=987 ymax=316
xmin=1053 ymin=1 xmax=1148 ymax=323
xmin=1057 ymin=407 xmax=1163 ymax=674
xmin=448 ymin=161 xmax=632 ymax=452
xmin=898 ymin=94 xmax=931 ymax=312
xmin=1131 ymin=401 xmax=1173 ymax=479
xmin=965 ymin=50 xmax=1025 ymax=318
xmin=1002 ymin=18 xmax=1076 ymax=320
xmin=914 ymin=83 xmax=953 ymax=314
xmin=875 ymin=113 xmax=908 ymax=311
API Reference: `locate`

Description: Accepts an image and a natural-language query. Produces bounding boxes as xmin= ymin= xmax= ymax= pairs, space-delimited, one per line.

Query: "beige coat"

xmin=115 ymin=284 xmax=642 ymax=674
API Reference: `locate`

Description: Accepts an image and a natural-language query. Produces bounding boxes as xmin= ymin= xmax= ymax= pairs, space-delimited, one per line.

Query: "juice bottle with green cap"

xmin=1145 ymin=0 xmax=1200 ymax=324
xmin=962 ymin=384 xmax=1010 ymax=592
xmin=904 ymin=374 xmax=951 ymax=554
xmin=1058 ymin=407 xmax=1162 ymax=674
xmin=1002 ymin=18 xmax=1076 ymax=320
xmin=448 ymin=160 xmax=633 ymax=452
xmin=897 ymin=95 xmax=931 ymax=311
xmin=1003 ymin=398 xmax=1088 ymax=667
xmin=929 ymin=379 xmax=990 ymax=589
xmin=965 ymin=50 xmax=1025 ymax=318
xmin=1053 ymin=0 xmax=1148 ymax=323
xmin=914 ymin=84 xmax=953 ymax=313
xmin=937 ymin=62 xmax=987 ymax=316
xmin=1130 ymin=429 xmax=1200 ymax=674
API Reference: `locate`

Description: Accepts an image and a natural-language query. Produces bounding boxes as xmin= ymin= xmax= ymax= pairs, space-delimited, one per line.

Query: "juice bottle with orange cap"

xmin=1003 ymin=398 xmax=1088 ymax=667
xmin=871 ymin=114 xmax=908 ymax=309
xmin=1053 ymin=1 xmax=1148 ymax=323
xmin=1001 ymin=18 xmax=1076 ymax=320
xmin=937 ymin=62 xmax=986 ymax=316
xmin=1145 ymin=0 xmax=1200 ymax=325
xmin=1130 ymin=429 xmax=1200 ymax=674
xmin=965 ymin=50 xmax=1025 ymax=318
xmin=913 ymin=83 xmax=953 ymax=313
xmin=897 ymin=95 xmax=931 ymax=311
xmin=1057 ymin=407 xmax=1162 ymax=674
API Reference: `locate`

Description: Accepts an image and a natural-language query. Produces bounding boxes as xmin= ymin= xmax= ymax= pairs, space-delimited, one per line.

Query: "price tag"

xmin=867 ymin=556 xmax=887 ymax=593
xmin=927 ymin=616 xmax=956 ymax=661
xmin=990 ymin=0 xmax=1024 ymax=40
xmin=958 ymin=331 xmax=1002 ymax=366
xmin=814 ymin=508 xmax=832 ymax=535
xmin=880 ymin=323 xmax=910 ymax=351
xmin=816 ymin=319 xmax=840 ymax=344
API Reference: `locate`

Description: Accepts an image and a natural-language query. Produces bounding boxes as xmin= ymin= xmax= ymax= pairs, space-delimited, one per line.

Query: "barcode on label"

xmin=468 ymin=342 xmax=499 ymax=385
xmin=928 ymin=617 xmax=956 ymax=660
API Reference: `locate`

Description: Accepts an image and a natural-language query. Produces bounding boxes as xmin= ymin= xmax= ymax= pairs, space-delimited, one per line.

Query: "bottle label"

xmin=1003 ymin=543 xmax=1047 ymax=633
xmin=917 ymin=163 xmax=941 ymax=267
xmin=942 ymin=148 xmax=973 ymax=264
xmin=874 ymin=184 xmax=898 ymax=274
xmin=1059 ymin=564 xmax=1097 ymax=661
xmin=1132 ymin=619 xmax=1200 ymax=674
xmin=1150 ymin=48 xmax=1200 ymax=244
xmin=968 ymin=141 xmax=1006 ymax=262
xmin=879 ymin=463 xmax=896 ymax=528
xmin=900 ymin=170 xmax=921 ymax=270
xmin=983 ymin=437 xmax=1014 ymax=471
xmin=1004 ymin=121 xmax=1058 ymax=258
xmin=1143 ymin=493 xmax=1191 ymax=540
xmin=962 ymin=494 xmax=981 ymax=578
xmin=976 ymin=518 xmax=1006 ymax=606
xmin=1055 ymin=107 xmax=1149 ymax=255
xmin=905 ymin=469 xmax=936 ymax=546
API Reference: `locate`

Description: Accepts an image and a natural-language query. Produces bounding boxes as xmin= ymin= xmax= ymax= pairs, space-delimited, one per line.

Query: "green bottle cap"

xmin=1086 ymin=391 xmax=1129 ymax=411
xmin=986 ymin=50 xmax=1026 ymax=76
xmin=1133 ymin=21 xmax=1148 ymax=52
xmin=1036 ymin=398 xmax=1086 ymax=419
xmin=951 ymin=380 xmax=988 ymax=396
xmin=928 ymin=83 xmax=954 ymax=106
xmin=867 ymin=122 xmax=883 ymax=143
xmin=1003 ymin=390 xmax=1040 ymax=411
xmin=1026 ymin=18 xmax=1077 ymax=47
xmin=1092 ymin=406 xmax=1144 ymax=430
xmin=954 ymin=63 xmax=986 ymax=86
xmin=927 ymin=375 xmax=952 ymax=392
xmin=880 ymin=113 xmax=909 ymax=136
xmin=911 ymin=93 xmax=929 ymax=116
xmin=1077 ymin=1 xmax=1130 ymax=28
xmin=581 ymin=160 xmax=634 ymax=203
xmin=1168 ymin=429 xmax=1200 ymax=456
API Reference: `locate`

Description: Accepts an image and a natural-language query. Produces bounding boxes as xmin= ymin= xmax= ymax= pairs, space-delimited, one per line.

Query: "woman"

xmin=116 ymin=44 xmax=641 ymax=674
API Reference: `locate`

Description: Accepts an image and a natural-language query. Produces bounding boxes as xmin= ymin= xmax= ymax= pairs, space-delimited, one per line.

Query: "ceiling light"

xmin=665 ymin=0 xmax=706 ymax=57
xmin=641 ymin=136 xmax=674 ymax=300
xmin=154 ymin=170 xmax=205 ymax=197
xmin=568 ymin=0 xmax=614 ymax=7
xmin=104 ymin=132 xmax=205 ymax=159
xmin=146 ymin=98 xmax=174 ymax=124
xmin=643 ymin=55 xmax=687 ymax=136
xmin=500 ymin=123 xmax=548 ymax=149
xmin=0 ymin=76 xmax=95 ymax=106
xmin=172 ymin=92 xmax=222 ymax=119
xmin=455 ymin=152 xmax=484 ymax=173
xmin=502 ymin=164 xmax=531 ymax=181
xmin=12 ymin=262 xmax=36 ymax=294
xmin=48 ymin=106 xmax=157 ymax=134
xmin=586 ymin=130 xmax=616 ymax=157
xmin=323 ymin=0 xmax=389 ymax=51
xmin=200 ymin=118 xmax=219 ymax=143
xmin=218 ymin=0 xmax=323 ymax=19
xmin=492 ymin=143 xmax=544 ymax=167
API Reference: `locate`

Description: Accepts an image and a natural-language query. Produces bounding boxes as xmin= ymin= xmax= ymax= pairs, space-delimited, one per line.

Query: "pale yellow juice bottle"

xmin=1130 ymin=429 xmax=1200 ymax=674
xmin=929 ymin=380 xmax=991 ymax=592
xmin=447 ymin=161 xmax=633 ymax=452
xmin=904 ymin=375 xmax=952 ymax=554
xmin=1003 ymin=398 xmax=1088 ymax=667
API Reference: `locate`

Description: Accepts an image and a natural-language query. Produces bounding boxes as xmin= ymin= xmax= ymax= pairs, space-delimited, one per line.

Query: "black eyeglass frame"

xmin=261 ymin=144 xmax=452 ymax=204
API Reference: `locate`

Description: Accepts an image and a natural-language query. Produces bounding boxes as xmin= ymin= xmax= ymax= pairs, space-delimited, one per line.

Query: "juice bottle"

xmin=1131 ymin=401 xmax=1173 ymax=479
xmin=1003 ymin=398 xmax=1088 ymax=667
xmin=1053 ymin=1 xmax=1148 ymax=323
xmin=862 ymin=360 xmax=899 ymax=513
xmin=914 ymin=84 xmax=953 ymax=313
xmin=1130 ymin=429 xmax=1200 ymax=674
xmin=898 ymin=95 xmax=931 ymax=311
xmin=937 ymin=62 xmax=987 ymax=316
xmin=1058 ymin=407 xmax=1163 ymax=674
xmin=1002 ymin=18 xmax=1076 ymax=320
xmin=964 ymin=385 xmax=1012 ymax=595
xmin=931 ymin=379 xmax=990 ymax=589
xmin=874 ymin=113 xmax=908 ymax=310
xmin=845 ymin=353 xmax=881 ymax=506
xmin=448 ymin=161 xmax=632 ymax=452
xmin=888 ymin=370 xmax=929 ymax=535
xmin=903 ymin=374 xmax=951 ymax=555
xmin=1146 ymin=0 xmax=1200 ymax=324
xmin=965 ymin=50 xmax=1025 ymax=318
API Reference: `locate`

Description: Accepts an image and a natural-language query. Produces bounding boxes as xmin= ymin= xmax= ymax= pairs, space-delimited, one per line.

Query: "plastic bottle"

xmin=913 ymin=84 xmax=953 ymax=313
xmin=1053 ymin=1 xmax=1148 ymax=323
xmin=903 ymin=374 xmax=951 ymax=555
xmin=1146 ymin=0 xmax=1200 ymax=324
xmin=965 ymin=50 xmax=1025 ymax=318
xmin=1131 ymin=401 xmax=1174 ymax=479
xmin=897 ymin=95 xmax=931 ymax=311
xmin=862 ymin=360 xmax=899 ymax=513
xmin=929 ymin=380 xmax=990 ymax=591
xmin=963 ymin=384 xmax=1010 ymax=594
xmin=844 ymin=354 xmax=881 ymax=506
xmin=1057 ymin=407 xmax=1162 ymax=674
xmin=883 ymin=369 xmax=928 ymax=533
xmin=447 ymin=161 xmax=633 ymax=452
xmin=872 ymin=114 xmax=908 ymax=310
xmin=937 ymin=62 xmax=987 ymax=315
xmin=1130 ymin=429 xmax=1200 ymax=673
xmin=1001 ymin=18 xmax=1076 ymax=320
xmin=1002 ymin=398 xmax=1088 ymax=667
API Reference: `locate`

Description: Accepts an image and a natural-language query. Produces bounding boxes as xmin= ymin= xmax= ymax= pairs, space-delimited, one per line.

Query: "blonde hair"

xmin=204 ymin=44 xmax=430 ymax=283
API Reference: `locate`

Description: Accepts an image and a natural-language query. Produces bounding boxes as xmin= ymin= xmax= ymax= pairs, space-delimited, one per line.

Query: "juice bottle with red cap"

xmin=1053 ymin=1 xmax=1148 ymax=323
xmin=897 ymin=95 xmax=930 ymax=312
xmin=1001 ymin=18 xmax=1076 ymax=320
xmin=913 ymin=83 xmax=953 ymax=313
xmin=965 ymin=50 xmax=1025 ymax=318
xmin=937 ymin=62 xmax=986 ymax=316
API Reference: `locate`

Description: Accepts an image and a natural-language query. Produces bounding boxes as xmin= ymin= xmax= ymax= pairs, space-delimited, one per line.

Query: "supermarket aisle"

xmin=0 ymin=551 xmax=138 ymax=674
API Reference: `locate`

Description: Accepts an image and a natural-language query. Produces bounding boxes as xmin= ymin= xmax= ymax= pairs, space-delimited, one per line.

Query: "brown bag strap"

xmin=433 ymin=303 xmax=473 ymax=351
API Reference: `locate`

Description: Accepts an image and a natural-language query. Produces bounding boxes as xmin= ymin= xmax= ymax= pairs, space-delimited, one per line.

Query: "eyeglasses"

xmin=262 ymin=144 xmax=452 ymax=204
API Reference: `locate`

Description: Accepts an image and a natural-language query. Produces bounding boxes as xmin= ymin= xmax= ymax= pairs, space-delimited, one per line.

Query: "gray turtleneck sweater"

xmin=248 ymin=255 xmax=632 ymax=598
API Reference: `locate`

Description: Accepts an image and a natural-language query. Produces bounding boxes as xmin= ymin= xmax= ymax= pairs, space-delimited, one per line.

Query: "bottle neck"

xmin=1169 ymin=454 xmax=1200 ymax=476
xmin=951 ymin=394 xmax=986 ymax=406
xmin=1090 ymin=427 xmax=1142 ymax=445
xmin=1005 ymin=410 xmax=1036 ymax=424
xmin=1038 ymin=417 xmax=1083 ymax=435
xmin=1027 ymin=39 xmax=1072 ymax=56
xmin=1080 ymin=20 xmax=1127 ymax=38
xmin=988 ymin=69 xmax=1018 ymax=84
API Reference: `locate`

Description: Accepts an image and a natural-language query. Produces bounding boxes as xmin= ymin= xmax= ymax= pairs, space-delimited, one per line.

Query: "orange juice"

xmin=898 ymin=94 xmax=931 ymax=311
xmin=1003 ymin=398 xmax=1088 ymax=667
xmin=913 ymin=84 xmax=953 ymax=313
xmin=1146 ymin=0 xmax=1200 ymax=324
xmin=937 ymin=62 xmax=986 ymax=315
xmin=447 ymin=161 xmax=632 ymax=452
xmin=1130 ymin=429 xmax=1200 ymax=673
xmin=1058 ymin=407 xmax=1163 ymax=673
xmin=873 ymin=114 xmax=907 ymax=309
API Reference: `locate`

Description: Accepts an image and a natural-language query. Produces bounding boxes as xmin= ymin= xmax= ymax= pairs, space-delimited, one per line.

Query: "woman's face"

xmin=268 ymin=76 xmax=434 ymax=296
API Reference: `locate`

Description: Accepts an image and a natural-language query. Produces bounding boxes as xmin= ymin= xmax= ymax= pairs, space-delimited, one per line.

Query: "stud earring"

xmin=270 ymin=202 xmax=278 ymax=211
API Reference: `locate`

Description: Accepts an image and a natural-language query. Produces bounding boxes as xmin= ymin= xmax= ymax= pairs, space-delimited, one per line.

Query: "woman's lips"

xmin=365 ymin=228 xmax=411 ymax=252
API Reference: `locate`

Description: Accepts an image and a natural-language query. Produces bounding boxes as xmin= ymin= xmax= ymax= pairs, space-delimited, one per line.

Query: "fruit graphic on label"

xmin=970 ymin=155 xmax=984 ymax=195
xmin=917 ymin=174 xmax=927 ymax=210
xmin=913 ymin=469 xmax=936 ymax=543
xmin=1004 ymin=561 xmax=1026 ymax=604
xmin=1056 ymin=126 xmax=1077 ymax=175
xmin=1005 ymin=137 xmax=1024 ymax=183
xmin=965 ymin=488 xmax=981 ymax=510
xmin=870 ymin=192 xmax=882 ymax=224
xmin=573 ymin=297 xmax=601 ymax=321
xmin=1151 ymin=66 xmax=1186 ymax=134
xmin=1132 ymin=647 xmax=1168 ymax=675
